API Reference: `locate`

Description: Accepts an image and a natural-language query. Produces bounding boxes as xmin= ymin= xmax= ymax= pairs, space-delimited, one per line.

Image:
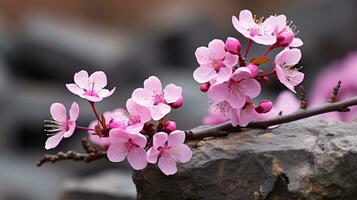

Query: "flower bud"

xmin=200 ymin=82 xmax=211 ymax=92
xmin=246 ymin=63 xmax=259 ymax=77
xmin=255 ymin=100 xmax=273 ymax=113
xmin=170 ymin=96 xmax=184 ymax=109
xmin=277 ymin=31 xmax=294 ymax=47
xmin=225 ymin=37 xmax=242 ymax=55
xmin=163 ymin=120 xmax=176 ymax=133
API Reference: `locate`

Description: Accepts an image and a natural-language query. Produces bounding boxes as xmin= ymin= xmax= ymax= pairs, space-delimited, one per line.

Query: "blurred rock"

xmin=133 ymin=119 xmax=357 ymax=200
xmin=61 ymin=170 xmax=135 ymax=200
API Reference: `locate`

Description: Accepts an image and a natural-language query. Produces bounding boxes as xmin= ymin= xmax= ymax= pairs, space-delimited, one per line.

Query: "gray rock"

xmin=133 ymin=119 xmax=357 ymax=200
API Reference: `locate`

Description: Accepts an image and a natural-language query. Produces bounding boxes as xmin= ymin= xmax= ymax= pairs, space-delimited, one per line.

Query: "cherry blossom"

xmin=147 ymin=131 xmax=192 ymax=175
xmin=264 ymin=14 xmax=303 ymax=48
xmin=45 ymin=102 xmax=79 ymax=150
xmin=275 ymin=48 xmax=304 ymax=93
xmin=232 ymin=10 xmax=276 ymax=45
xmin=66 ymin=70 xmax=116 ymax=102
xmin=107 ymin=129 xmax=148 ymax=170
xmin=210 ymin=101 xmax=240 ymax=126
xmin=208 ymin=67 xmax=261 ymax=109
xmin=132 ymin=76 xmax=182 ymax=120
xmin=202 ymin=106 xmax=228 ymax=125
xmin=193 ymin=39 xmax=238 ymax=84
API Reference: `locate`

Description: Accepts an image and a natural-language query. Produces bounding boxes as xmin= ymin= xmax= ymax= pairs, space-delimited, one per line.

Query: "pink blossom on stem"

xmin=202 ymin=106 xmax=228 ymax=125
xmin=255 ymin=100 xmax=273 ymax=114
xmin=225 ymin=37 xmax=242 ymax=55
xmin=208 ymin=67 xmax=261 ymax=109
xmin=146 ymin=131 xmax=192 ymax=175
xmin=200 ymin=82 xmax=211 ymax=92
xmin=209 ymin=101 xmax=240 ymax=127
xmin=66 ymin=70 xmax=116 ymax=102
xmin=45 ymin=102 xmax=79 ymax=150
xmin=163 ymin=120 xmax=176 ymax=133
xmin=170 ymin=96 xmax=184 ymax=109
xmin=275 ymin=48 xmax=304 ymax=93
xmin=232 ymin=10 xmax=276 ymax=45
xmin=237 ymin=101 xmax=260 ymax=127
xmin=107 ymin=129 xmax=148 ymax=170
xmin=193 ymin=39 xmax=238 ymax=84
xmin=132 ymin=76 xmax=182 ymax=120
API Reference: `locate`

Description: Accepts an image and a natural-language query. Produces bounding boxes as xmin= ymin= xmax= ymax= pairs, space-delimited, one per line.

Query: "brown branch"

xmin=329 ymin=80 xmax=341 ymax=102
xmin=298 ymin=85 xmax=307 ymax=109
xmin=186 ymin=96 xmax=357 ymax=140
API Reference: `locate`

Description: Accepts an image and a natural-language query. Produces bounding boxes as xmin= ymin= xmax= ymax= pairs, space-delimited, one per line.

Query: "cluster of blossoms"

xmin=44 ymin=71 xmax=192 ymax=175
xmin=195 ymin=9 xmax=304 ymax=126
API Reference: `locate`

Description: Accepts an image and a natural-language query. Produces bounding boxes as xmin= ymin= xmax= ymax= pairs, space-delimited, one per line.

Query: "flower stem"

xmin=244 ymin=39 xmax=252 ymax=58
xmin=262 ymin=45 xmax=274 ymax=56
xmin=89 ymin=101 xmax=103 ymax=126
xmin=76 ymin=125 xmax=94 ymax=131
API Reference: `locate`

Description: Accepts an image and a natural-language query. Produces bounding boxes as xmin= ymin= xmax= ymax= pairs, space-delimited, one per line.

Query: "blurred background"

xmin=0 ymin=0 xmax=356 ymax=199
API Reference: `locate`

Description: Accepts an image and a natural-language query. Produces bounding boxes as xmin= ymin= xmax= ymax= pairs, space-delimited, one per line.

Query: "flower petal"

xmin=239 ymin=79 xmax=261 ymax=98
xmin=89 ymin=71 xmax=107 ymax=90
xmin=83 ymin=95 xmax=103 ymax=102
xmin=195 ymin=46 xmax=209 ymax=65
xmin=158 ymin=156 xmax=177 ymax=175
xmin=164 ymin=84 xmax=182 ymax=104
xmin=126 ymin=98 xmax=151 ymax=122
xmin=208 ymin=39 xmax=225 ymax=60
xmin=74 ymin=70 xmax=89 ymax=89
xmin=129 ymin=133 xmax=147 ymax=148
xmin=223 ymin=53 xmax=238 ymax=67
xmin=226 ymin=90 xmax=246 ymax=109
xmin=207 ymin=83 xmax=228 ymax=102
xmin=146 ymin=147 xmax=159 ymax=164
xmin=50 ymin=103 xmax=67 ymax=122
xmin=98 ymin=87 xmax=116 ymax=98
xmin=45 ymin=132 xmax=64 ymax=150
xmin=215 ymin=66 xmax=233 ymax=83
xmin=107 ymin=143 xmax=128 ymax=162
xmin=63 ymin=120 xmax=76 ymax=138
xmin=252 ymin=34 xmax=277 ymax=45
xmin=69 ymin=102 xmax=79 ymax=121
xmin=144 ymin=76 xmax=162 ymax=94
xmin=150 ymin=103 xmax=171 ymax=120
xmin=66 ymin=83 xmax=85 ymax=96
xmin=153 ymin=132 xmax=168 ymax=149
xmin=168 ymin=130 xmax=185 ymax=147
xmin=290 ymin=38 xmax=303 ymax=48
xmin=127 ymin=147 xmax=148 ymax=170
xmin=193 ymin=66 xmax=217 ymax=83
xmin=239 ymin=105 xmax=255 ymax=126
xmin=132 ymin=88 xmax=155 ymax=107
xmin=174 ymin=144 xmax=192 ymax=163
xmin=109 ymin=129 xmax=129 ymax=144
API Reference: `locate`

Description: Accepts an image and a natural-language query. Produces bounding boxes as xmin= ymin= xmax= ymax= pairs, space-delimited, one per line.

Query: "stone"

xmin=133 ymin=119 xmax=357 ymax=200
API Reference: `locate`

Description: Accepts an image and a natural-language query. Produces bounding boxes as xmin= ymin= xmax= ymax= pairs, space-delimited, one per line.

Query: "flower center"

xmin=128 ymin=115 xmax=141 ymax=126
xmin=153 ymin=94 xmax=165 ymax=105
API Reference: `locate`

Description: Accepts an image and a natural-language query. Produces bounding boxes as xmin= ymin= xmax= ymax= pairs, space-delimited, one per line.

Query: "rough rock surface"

xmin=133 ymin=119 xmax=357 ymax=200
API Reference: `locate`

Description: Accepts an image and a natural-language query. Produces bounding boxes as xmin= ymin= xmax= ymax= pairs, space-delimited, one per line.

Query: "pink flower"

xmin=209 ymin=101 xmax=240 ymax=126
xmin=274 ymin=91 xmax=300 ymax=115
xmin=275 ymin=48 xmax=304 ymax=93
xmin=147 ymin=131 xmax=192 ymax=175
xmin=264 ymin=14 xmax=303 ymax=48
xmin=45 ymin=102 xmax=79 ymax=150
xmin=107 ymin=129 xmax=148 ymax=170
xmin=115 ymin=98 xmax=152 ymax=133
xmin=132 ymin=76 xmax=182 ymax=120
xmin=236 ymin=101 xmax=260 ymax=127
xmin=208 ymin=67 xmax=261 ymax=109
xmin=193 ymin=39 xmax=238 ymax=84
xmin=202 ymin=106 xmax=228 ymax=125
xmin=232 ymin=10 xmax=276 ymax=45
xmin=66 ymin=70 xmax=116 ymax=102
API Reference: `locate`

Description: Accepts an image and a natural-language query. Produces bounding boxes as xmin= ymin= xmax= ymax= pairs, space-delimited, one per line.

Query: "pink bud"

xmin=246 ymin=64 xmax=259 ymax=77
xmin=163 ymin=120 xmax=176 ymax=133
xmin=200 ymin=82 xmax=211 ymax=92
xmin=255 ymin=100 xmax=273 ymax=113
xmin=277 ymin=31 xmax=294 ymax=47
xmin=225 ymin=37 xmax=242 ymax=55
xmin=170 ymin=96 xmax=184 ymax=109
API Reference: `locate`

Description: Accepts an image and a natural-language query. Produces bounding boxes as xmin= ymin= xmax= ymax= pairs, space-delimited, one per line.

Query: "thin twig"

xmin=298 ymin=85 xmax=307 ymax=109
xmin=329 ymin=80 xmax=341 ymax=102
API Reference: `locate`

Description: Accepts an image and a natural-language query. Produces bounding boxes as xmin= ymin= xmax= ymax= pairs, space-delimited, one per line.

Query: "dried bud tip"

xmin=225 ymin=37 xmax=242 ymax=55
xmin=170 ymin=96 xmax=184 ymax=109
xmin=200 ymin=82 xmax=211 ymax=92
xmin=163 ymin=120 xmax=176 ymax=133
xmin=255 ymin=100 xmax=273 ymax=113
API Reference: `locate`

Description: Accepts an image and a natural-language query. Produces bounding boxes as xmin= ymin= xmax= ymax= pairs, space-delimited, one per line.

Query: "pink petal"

xmin=132 ymin=88 xmax=155 ymax=107
xmin=107 ymin=143 xmax=128 ymax=162
xmin=290 ymin=38 xmax=303 ymax=47
xmin=89 ymin=134 xmax=111 ymax=149
xmin=109 ymin=129 xmax=129 ymax=144
xmin=129 ymin=133 xmax=147 ymax=148
xmin=275 ymin=91 xmax=300 ymax=115
xmin=98 ymin=87 xmax=116 ymax=98
xmin=174 ymin=144 xmax=192 ymax=163
xmin=83 ymin=95 xmax=103 ymax=102
xmin=231 ymin=67 xmax=252 ymax=81
xmin=208 ymin=39 xmax=225 ymax=60
xmin=283 ymin=48 xmax=302 ymax=66
xmin=223 ymin=53 xmax=238 ymax=67
xmin=153 ymin=132 xmax=168 ymax=149
xmin=164 ymin=84 xmax=182 ymax=104
xmin=150 ymin=103 xmax=171 ymax=120
xmin=226 ymin=90 xmax=246 ymax=109
xmin=146 ymin=147 xmax=159 ymax=164
xmin=158 ymin=156 xmax=177 ymax=175
xmin=232 ymin=16 xmax=250 ymax=38
xmin=239 ymin=79 xmax=261 ymax=98
xmin=252 ymin=34 xmax=277 ymax=45
xmin=127 ymin=147 xmax=148 ymax=170
xmin=89 ymin=71 xmax=107 ymax=89
xmin=66 ymin=83 xmax=85 ymax=96
xmin=207 ymin=83 xmax=228 ymax=102
xmin=63 ymin=120 xmax=76 ymax=138
xmin=239 ymin=106 xmax=255 ymax=126
xmin=215 ymin=66 xmax=233 ymax=83
xmin=144 ymin=76 xmax=162 ymax=93
xmin=50 ymin=103 xmax=67 ymax=122
xmin=74 ymin=70 xmax=89 ymax=89
xmin=195 ymin=46 xmax=209 ymax=65
xmin=239 ymin=10 xmax=253 ymax=24
xmin=69 ymin=102 xmax=79 ymax=121
xmin=168 ymin=130 xmax=185 ymax=147
xmin=193 ymin=65 xmax=217 ymax=83
xmin=228 ymin=108 xmax=240 ymax=127
xmin=45 ymin=132 xmax=64 ymax=150
xmin=126 ymin=123 xmax=144 ymax=134
xmin=126 ymin=98 xmax=151 ymax=122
